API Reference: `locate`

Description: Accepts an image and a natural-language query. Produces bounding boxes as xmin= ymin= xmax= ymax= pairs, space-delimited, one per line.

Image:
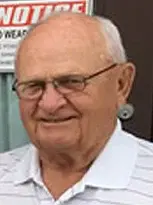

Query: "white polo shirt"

xmin=1 ymin=121 xmax=153 ymax=205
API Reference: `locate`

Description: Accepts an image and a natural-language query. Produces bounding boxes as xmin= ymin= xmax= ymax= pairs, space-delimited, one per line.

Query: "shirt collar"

xmin=83 ymin=120 xmax=138 ymax=189
xmin=13 ymin=120 xmax=138 ymax=189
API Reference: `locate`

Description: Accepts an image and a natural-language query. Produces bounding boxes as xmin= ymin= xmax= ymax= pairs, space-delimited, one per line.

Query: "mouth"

xmin=40 ymin=116 xmax=77 ymax=123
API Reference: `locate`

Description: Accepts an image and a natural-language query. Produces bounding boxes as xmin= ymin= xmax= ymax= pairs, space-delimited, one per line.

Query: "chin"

xmin=34 ymin=131 xmax=80 ymax=151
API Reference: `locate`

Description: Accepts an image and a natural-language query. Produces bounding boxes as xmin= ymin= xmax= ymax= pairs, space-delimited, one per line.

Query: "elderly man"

xmin=0 ymin=12 xmax=153 ymax=204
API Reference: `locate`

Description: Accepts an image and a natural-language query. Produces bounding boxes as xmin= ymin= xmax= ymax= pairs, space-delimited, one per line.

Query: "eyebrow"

xmin=16 ymin=74 xmax=86 ymax=83
xmin=17 ymin=79 xmax=45 ymax=84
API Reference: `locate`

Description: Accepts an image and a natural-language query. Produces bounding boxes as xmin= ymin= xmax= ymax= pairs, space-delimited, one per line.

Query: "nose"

xmin=38 ymin=83 xmax=67 ymax=113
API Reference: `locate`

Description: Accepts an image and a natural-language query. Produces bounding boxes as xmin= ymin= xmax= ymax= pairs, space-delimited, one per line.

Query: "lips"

xmin=40 ymin=116 xmax=77 ymax=123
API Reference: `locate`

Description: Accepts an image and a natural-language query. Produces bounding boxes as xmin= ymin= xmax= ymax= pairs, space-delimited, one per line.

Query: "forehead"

xmin=16 ymin=14 xmax=109 ymax=80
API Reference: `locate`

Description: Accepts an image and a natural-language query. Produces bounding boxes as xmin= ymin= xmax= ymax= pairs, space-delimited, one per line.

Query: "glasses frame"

xmin=12 ymin=63 xmax=117 ymax=100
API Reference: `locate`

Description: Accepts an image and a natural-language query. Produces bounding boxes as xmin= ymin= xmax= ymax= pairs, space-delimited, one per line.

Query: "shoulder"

xmin=134 ymin=134 xmax=153 ymax=155
xmin=122 ymin=129 xmax=153 ymax=155
xmin=134 ymin=135 xmax=153 ymax=168
xmin=120 ymin=130 xmax=153 ymax=174
xmin=123 ymin=133 xmax=153 ymax=200
xmin=0 ymin=144 xmax=31 ymax=177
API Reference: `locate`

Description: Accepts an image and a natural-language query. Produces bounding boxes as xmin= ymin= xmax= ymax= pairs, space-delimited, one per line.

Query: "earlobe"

xmin=117 ymin=62 xmax=136 ymax=105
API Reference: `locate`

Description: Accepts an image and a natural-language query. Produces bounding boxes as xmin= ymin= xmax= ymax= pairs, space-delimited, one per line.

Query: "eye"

xmin=56 ymin=76 xmax=85 ymax=90
xmin=19 ymin=82 xmax=43 ymax=95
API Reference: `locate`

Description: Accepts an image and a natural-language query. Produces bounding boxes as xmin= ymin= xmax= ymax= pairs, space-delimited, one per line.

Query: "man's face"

xmin=16 ymin=15 xmax=134 ymax=154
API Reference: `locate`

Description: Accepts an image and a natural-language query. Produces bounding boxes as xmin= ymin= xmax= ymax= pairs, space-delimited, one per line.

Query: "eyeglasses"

xmin=12 ymin=63 xmax=117 ymax=100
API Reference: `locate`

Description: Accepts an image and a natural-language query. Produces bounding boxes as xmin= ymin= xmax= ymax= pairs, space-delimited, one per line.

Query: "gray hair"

xmin=94 ymin=16 xmax=127 ymax=64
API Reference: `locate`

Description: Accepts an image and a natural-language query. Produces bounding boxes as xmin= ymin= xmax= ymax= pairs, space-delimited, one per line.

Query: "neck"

xmin=38 ymin=141 xmax=107 ymax=200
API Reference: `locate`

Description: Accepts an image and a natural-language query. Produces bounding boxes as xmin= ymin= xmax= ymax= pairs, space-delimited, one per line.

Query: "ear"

xmin=117 ymin=62 xmax=136 ymax=106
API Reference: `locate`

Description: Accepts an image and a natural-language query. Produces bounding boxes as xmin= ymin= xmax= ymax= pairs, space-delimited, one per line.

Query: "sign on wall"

xmin=0 ymin=0 xmax=93 ymax=72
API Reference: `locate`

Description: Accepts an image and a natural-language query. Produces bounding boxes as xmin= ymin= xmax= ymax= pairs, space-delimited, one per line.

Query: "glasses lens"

xmin=13 ymin=76 xmax=86 ymax=99
xmin=55 ymin=75 xmax=85 ymax=93
xmin=17 ymin=82 xmax=43 ymax=99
